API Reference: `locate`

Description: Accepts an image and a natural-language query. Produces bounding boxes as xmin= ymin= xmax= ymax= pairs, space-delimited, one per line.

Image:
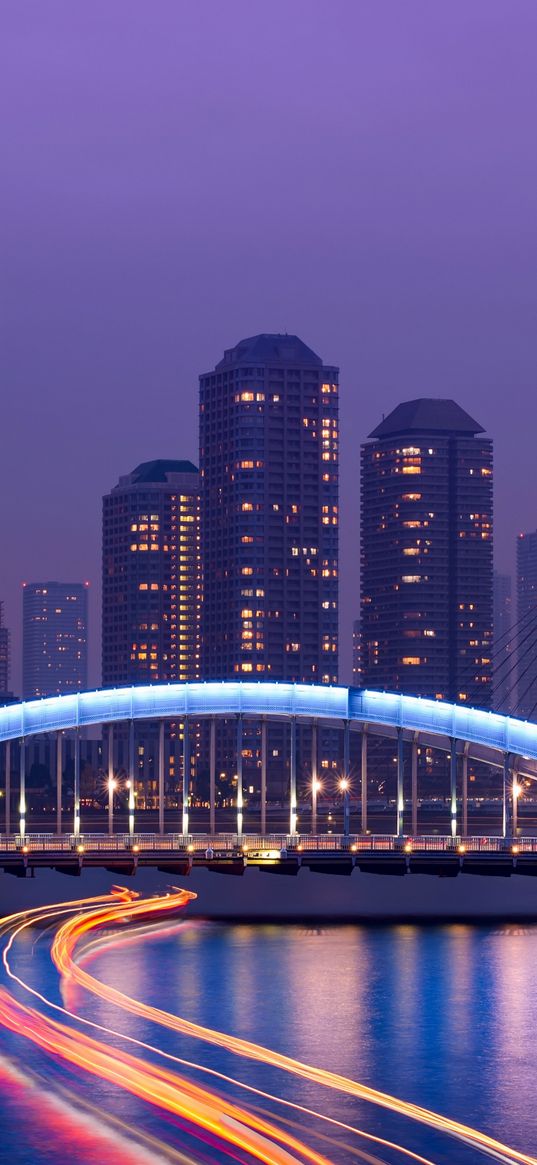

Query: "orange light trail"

xmin=51 ymin=891 xmax=537 ymax=1165
xmin=0 ymin=894 xmax=337 ymax=1165
xmin=3 ymin=909 xmax=438 ymax=1165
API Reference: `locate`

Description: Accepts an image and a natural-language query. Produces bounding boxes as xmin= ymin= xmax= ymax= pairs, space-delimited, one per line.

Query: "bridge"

xmin=1 ymin=681 xmax=537 ymax=878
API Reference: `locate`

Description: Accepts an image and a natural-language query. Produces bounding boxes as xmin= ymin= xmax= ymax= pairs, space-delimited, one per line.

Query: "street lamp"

xmin=311 ymin=778 xmax=322 ymax=836
xmin=126 ymin=778 xmax=135 ymax=837
xmin=108 ymin=777 xmax=116 ymax=836
xmin=339 ymin=777 xmax=350 ymax=838
xmin=512 ymin=779 xmax=522 ymax=837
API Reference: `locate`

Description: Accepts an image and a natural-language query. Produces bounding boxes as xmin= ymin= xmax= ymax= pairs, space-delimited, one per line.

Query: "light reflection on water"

xmin=2 ymin=918 xmax=537 ymax=1164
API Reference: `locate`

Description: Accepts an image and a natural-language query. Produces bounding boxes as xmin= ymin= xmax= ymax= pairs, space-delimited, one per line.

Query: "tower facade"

xmin=102 ymin=460 xmax=201 ymax=688
xmin=23 ymin=582 xmax=88 ymax=700
xmin=0 ymin=602 xmax=10 ymax=700
xmin=200 ymin=334 xmax=339 ymax=684
xmin=493 ymin=571 xmax=513 ymax=713
xmin=361 ymin=399 xmax=493 ymax=705
xmin=516 ymin=531 xmax=537 ymax=719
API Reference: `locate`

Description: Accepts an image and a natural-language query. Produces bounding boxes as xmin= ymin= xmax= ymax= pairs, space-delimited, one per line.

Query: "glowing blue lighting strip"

xmin=0 ymin=682 xmax=535 ymax=761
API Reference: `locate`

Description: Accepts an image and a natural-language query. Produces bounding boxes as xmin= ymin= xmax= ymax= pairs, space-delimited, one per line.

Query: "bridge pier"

xmin=462 ymin=741 xmax=469 ymax=838
xmin=158 ymin=720 xmax=165 ymax=835
xmin=73 ymin=727 xmax=80 ymax=837
xmin=107 ymin=724 xmax=114 ymax=835
xmin=4 ymin=740 xmax=9 ymax=834
xmin=19 ymin=736 xmax=26 ymax=838
xmin=396 ymin=728 xmax=404 ymax=837
xmin=56 ymin=732 xmax=62 ymax=836
xmin=236 ymin=715 xmax=243 ymax=838
xmin=182 ymin=718 xmax=190 ymax=836
xmin=260 ymin=718 xmax=267 ymax=836
xmin=450 ymin=738 xmax=458 ymax=838
xmin=411 ymin=734 xmax=418 ymax=836
xmin=502 ymin=752 xmax=511 ymax=839
xmin=209 ymin=717 xmax=216 ymax=835
xmin=128 ymin=720 xmax=135 ymax=836
xmin=289 ymin=716 xmax=297 ymax=835
xmin=361 ymin=727 xmax=368 ymax=834
xmin=311 ymin=721 xmax=318 ymax=835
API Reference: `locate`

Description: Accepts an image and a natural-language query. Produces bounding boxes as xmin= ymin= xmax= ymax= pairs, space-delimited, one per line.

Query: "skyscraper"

xmin=493 ymin=572 xmax=513 ymax=713
xmin=200 ymin=334 xmax=339 ymax=683
xmin=102 ymin=459 xmax=201 ymax=802
xmin=361 ymin=399 xmax=493 ymax=705
xmin=102 ymin=459 xmax=201 ymax=687
xmin=0 ymin=602 xmax=11 ymax=700
xmin=199 ymin=334 xmax=339 ymax=793
xmin=516 ymin=531 xmax=537 ymax=719
xmin=23 ymin=582 xmax=88 ymax=700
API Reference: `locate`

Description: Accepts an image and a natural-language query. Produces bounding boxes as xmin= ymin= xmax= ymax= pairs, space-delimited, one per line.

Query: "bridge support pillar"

xmin=260 ymin=718 xmax=267 ymax=836
xmin=128 ymin=720 xmax=135 ymax=837
xmin=411 ymin=734 xmax=418 ymax=836
xmin=396 ymin=728 xmax=404 ymax=837
xmin=289 ymin=716 xmax=297 ymax=835
xmin=311 ymin=720 xmax=318 ymax=835
xmin=182 ymin=719 xmax=190 ymax=837
xmin=19 ymin=737 xmax=25 ymax=839
xmin=450 ymin=739 xmax=458 ymax=839
xmin=502 ymin=752 xmax=511 ymax=839
xmin=342 ymin=720 xmax=351 ymax=837
xmin=107 ymin=724 xmax=114 ymax=835
xmin=158 ymin=720 xmax=165 ymax=835
xmin=236 ymin=715 xmax=243 ymax=839
xmin=361 ymin=728 xmax=368 ymax=834
xmin=73 ymin=728 xmax=80 ymax=837
xmin=210 ymin=718 xmax=216 ymax=835
xmin=56 ymin=732 xmax=62 ymax=836
xmin=4 ymin=740 xmax=10 ymax=837
xmin=462 ymin=741 xmax=469 ymax=838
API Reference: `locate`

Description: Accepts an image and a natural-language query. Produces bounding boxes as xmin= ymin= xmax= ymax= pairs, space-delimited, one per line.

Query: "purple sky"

xmin=2 ymin=1 xmax=537 ymax=692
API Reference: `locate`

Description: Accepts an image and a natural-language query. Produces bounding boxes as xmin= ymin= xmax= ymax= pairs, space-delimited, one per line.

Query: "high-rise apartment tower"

xmin=102 ymin=459 xmax=201 ymax=687
xmin=361 ymin=399 xmax=493 ymax=705
xmin=200 ymin=334 xmax=339 ymax=684
xmin=23 ymin=582 xmax=88 ymax=700
xmin=493 ymin=572 xmax=513 ymax=713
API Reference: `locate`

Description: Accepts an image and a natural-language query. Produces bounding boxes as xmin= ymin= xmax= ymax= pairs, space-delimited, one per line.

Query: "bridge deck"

xmin=2 ymin=833 xmax=537 ymax=879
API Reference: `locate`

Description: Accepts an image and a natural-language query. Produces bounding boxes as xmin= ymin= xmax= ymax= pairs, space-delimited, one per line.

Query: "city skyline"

xmin=3 ymin=3 xmax=537 ymax=691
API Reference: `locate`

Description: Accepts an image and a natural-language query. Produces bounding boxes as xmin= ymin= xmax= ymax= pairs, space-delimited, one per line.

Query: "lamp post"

xmin=512 ymin=780 xmax=521 ymax=837
xmin=311 ymin=779 xmax=322 ymax=835
xmin=108 ymin=777 xmax=116 ymax=836
xmin=339 ymin=777 xmax=350 ymax=838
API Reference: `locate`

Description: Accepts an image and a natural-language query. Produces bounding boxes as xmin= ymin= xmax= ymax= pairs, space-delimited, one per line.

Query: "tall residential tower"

xmin=200 ymin=334 xmax=339 ymax=684
xmin=361 ymin=399 xmax=493 ymax=705
xmin=102 ymin=459 xmax=201 ymax=687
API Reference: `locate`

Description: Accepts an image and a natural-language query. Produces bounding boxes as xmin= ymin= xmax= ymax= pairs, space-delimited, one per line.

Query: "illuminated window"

xmin=401 ymin=575 xmax=421 ymax=583
xmin=402 ymin=493 xmax=421 ymax=501
xmin=402 ymin=547 xmax=419 ymax=556
xmin=241 ymin=502 xmax=253 ymax=511
xmin=402 ymin=656 xmax=421 ymax=665
xmin=402 ymin=465 xmax=421 ymax=475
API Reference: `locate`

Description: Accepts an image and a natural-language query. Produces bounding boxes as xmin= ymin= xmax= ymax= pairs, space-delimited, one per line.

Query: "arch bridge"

xmin=1 ymin=682 xmax=537 ymax=877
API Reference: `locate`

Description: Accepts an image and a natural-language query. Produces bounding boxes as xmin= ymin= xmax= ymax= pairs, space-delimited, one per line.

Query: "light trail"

xmin=3 ymin=910 xmax=438 ymax=1165
xmin=0 ymin=894 xmax=337 ymax=1165
xmin=51 ymin=891 xmax=537 ymax=1165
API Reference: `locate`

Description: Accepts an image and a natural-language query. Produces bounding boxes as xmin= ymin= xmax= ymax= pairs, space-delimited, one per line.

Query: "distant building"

xmin=493 ymin=572 xmax=513 ymax=713
xmin=361 ymin=398 xmax=493 ymax=705
xmin=0 ymin=602 xmax=11 ymax=700
xmin=516 ymin=531 xmax=537 ymax=718
xmin=23 ymin=582 xmax=88 ymax=700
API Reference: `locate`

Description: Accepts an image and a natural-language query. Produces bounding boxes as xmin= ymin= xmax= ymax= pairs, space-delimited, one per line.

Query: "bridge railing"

xmin=3 ymin=832 xmax=537 ymax=854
